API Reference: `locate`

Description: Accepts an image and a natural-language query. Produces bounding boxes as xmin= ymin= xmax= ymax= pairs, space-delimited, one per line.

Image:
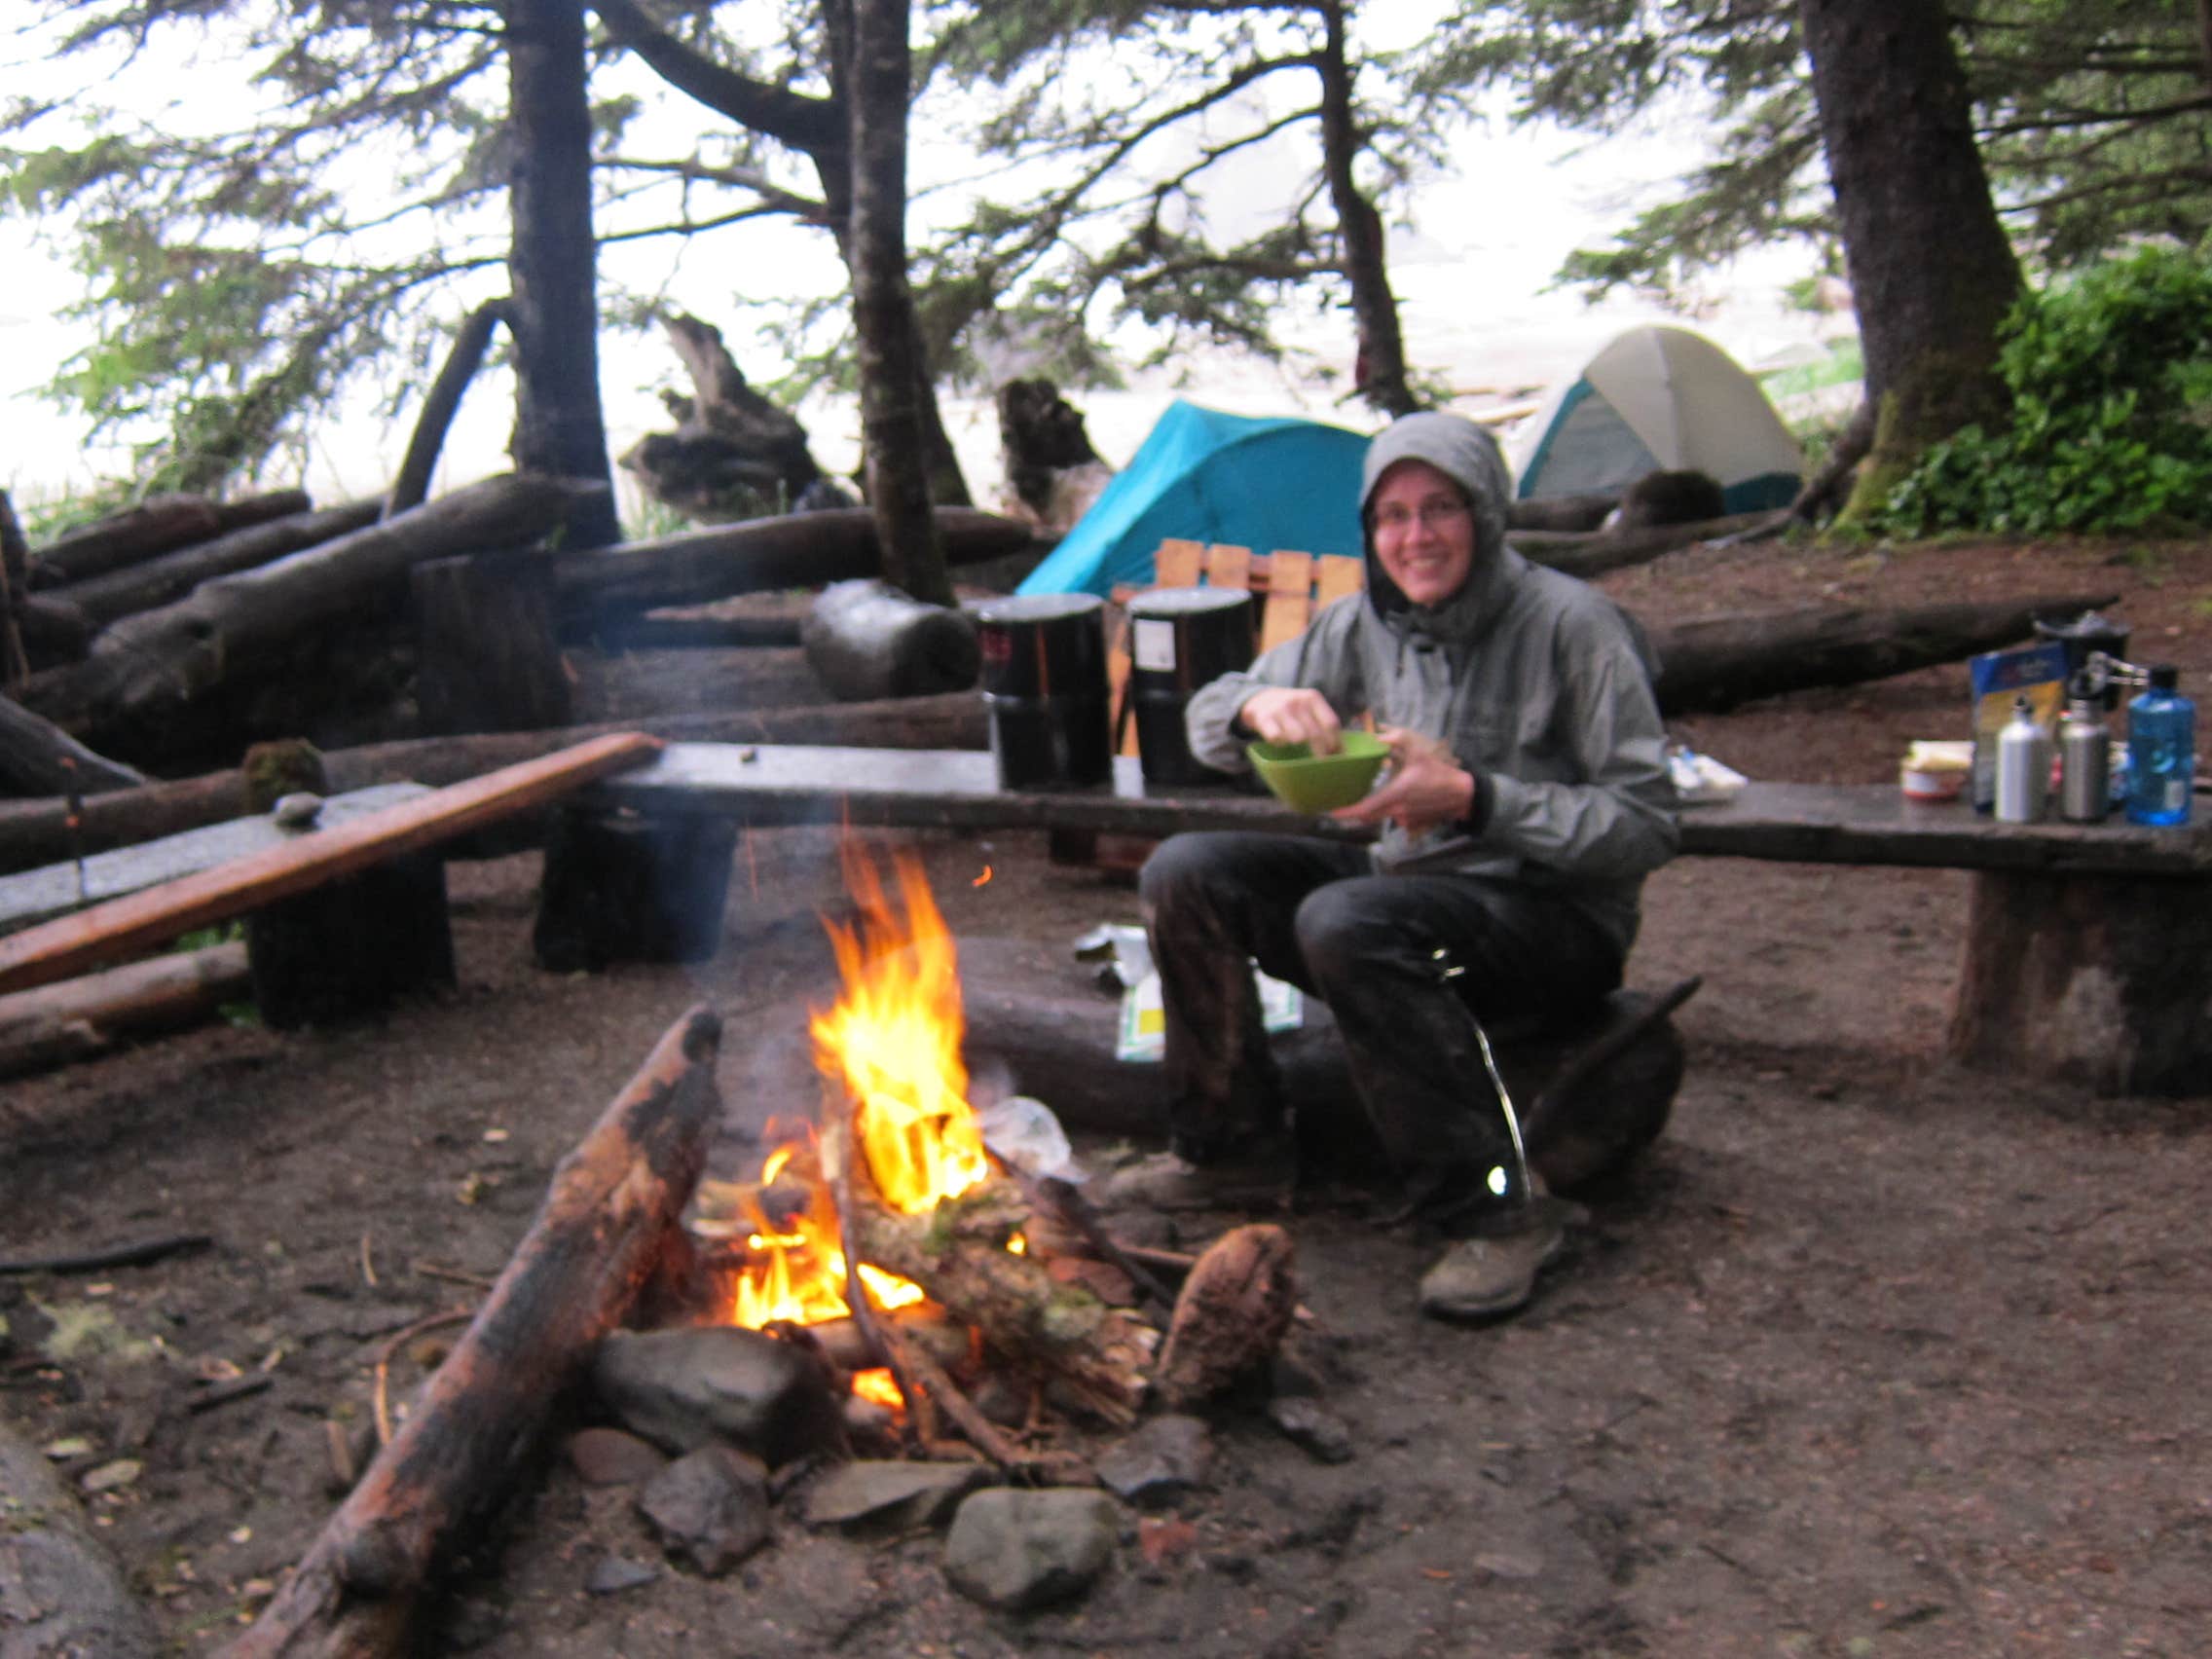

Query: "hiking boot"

xmin=1097 ymin=1134 xmax=1297 ymax=1213
xmin=1417 ymin=1198 xmax=1575 ymax=1321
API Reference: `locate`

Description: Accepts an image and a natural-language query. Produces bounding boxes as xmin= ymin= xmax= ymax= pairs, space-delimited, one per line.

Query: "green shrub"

xmin=1878 ymin=241 xmax=2212 ymax=537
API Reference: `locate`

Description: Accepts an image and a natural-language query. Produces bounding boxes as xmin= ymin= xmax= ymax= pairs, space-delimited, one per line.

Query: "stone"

xmin=584 ymin=1555 xmax=661 ymax=1596
xmin=593 ymin=1325 xmax=840 ymax=1464
xmin=803 ymin=1459 xmax=993 ymax=1532
xmin=943 ymin=1487 xmax=1122 ymax=1611
xmin=567 ymin=1426 xmax=667 ymax=1487
xmin=1093 ymin=1413 xmax=1213 ymax=1508
xmin=637 ymin=1445 xmax=772 ymax=1576
xmin=1267 ymin=1396 xmax=1354 ymax=1464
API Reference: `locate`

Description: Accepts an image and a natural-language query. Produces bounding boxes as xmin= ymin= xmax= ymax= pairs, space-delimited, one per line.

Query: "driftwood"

xmin=0 ymin=688 xmax=149 ymax=795
xmin=996 ymin=379 xmax=1113 ymax=536
xmin=28 ymin=489 xmax=312 ymax=590
xmin=800 ymin=578 xmax=980 ymax=702
xmin=847 ymin=1172 xmax=1156 ymax=1427
xmin=222 ymin=1006 xmax=721 ymax=1659
xmin=1522 ymin=510 xmax=1780 ymax=578
xmin=54 ymin=498 xmax=384 ymax=626
xmin=621 ymin=312 xmax=847 ymax=523
xmin=0 ymin=939 xmax=248 ymax=1079
xmin=554 ymin=506 xmax=1036 ymax=628
xmin=1650 ymin=591 xmax=2118 ymax=715
xmin=0 ymin=1418 xmax=165 ymax=1657
xmin=0 ymin=694 xmax=989 ymax=875
xmin=0 ymin=732 xmax=658 ymax=996
xmin=18 ymin=591 xmax=94 ymax=670
xmin=387 ymin=300 xmax=510 ymax=518
xmin=22 ymin=474 xmax=606 ymax=741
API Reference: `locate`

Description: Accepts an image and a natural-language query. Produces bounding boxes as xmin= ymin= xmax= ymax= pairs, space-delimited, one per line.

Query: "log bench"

xmin=545 ymin=742 xmax=2212 ymax=1101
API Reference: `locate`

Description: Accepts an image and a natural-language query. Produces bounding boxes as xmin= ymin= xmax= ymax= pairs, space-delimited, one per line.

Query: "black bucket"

xmin=972 ymin=593 xmax=1113 ymax=790
xmin=2035 ymin=610 xmax=2132 ymax=708
xmin=1124 ymin=587 xmax=1256 ymax=786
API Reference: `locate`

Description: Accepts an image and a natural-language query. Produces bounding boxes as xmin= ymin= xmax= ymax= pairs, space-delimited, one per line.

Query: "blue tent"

xmin=1017 ymin=400 xmax=1369 ymax=597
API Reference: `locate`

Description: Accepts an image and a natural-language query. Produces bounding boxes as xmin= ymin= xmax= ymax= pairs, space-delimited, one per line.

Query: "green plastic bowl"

xmin=1246 ymin=729 xmax=1390 ymax=813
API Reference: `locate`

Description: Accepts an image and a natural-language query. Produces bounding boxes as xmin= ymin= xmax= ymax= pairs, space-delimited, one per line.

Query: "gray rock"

xmin=804 ymin=1459 xmax=993 ymax=1531
xmin=584 ymin=1554 xmax=661 ymax=1596
xmin=1094 ymin=1413 xmax=1214 ymax=1508
xmin=567 ymin=1426 xmax=667 ymax=1487
xmin=1266 ymin=1396 xmax=1354 ymax=1464
xmin=943 ymin=1487 xmax=1121 ymax=1610
xmin=594 ymin=1325 xmax=839 ymax=1464
xmin=637 ymin=1445 xmax=772 ymax=1576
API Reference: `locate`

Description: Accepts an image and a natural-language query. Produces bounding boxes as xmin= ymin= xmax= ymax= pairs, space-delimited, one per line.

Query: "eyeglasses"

xmin=1372 ymin=498 xmax=1470 ymax=534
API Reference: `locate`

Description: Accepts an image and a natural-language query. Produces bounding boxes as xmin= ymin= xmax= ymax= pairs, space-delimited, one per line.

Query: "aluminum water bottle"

xmin=2125 ymin=664 xmax=2195 ymax=826
xmin=2057 ymin=683 xmax=2110 ymax=824
xmin=1994 ymin=696 xmax=2050 ymax=823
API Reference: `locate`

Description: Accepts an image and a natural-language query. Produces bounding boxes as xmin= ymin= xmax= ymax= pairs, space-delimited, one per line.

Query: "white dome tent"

xmin=1509 ymin=324 xmax=1807 ymax=513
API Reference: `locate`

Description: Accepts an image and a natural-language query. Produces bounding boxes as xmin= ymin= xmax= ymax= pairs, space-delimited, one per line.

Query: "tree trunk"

xmin=27 ymin=491 xmax=313 ymax=589
xmin=411 ymin=551 xmax=571 ymax=735
xmin=21 ymin=474 xmax=605 ymax=740
xmin=0 ymin=940 xmax=250 ymax=1081
xmin=1 ymin=489 xmax=29 ymax=688
xmin=1318 ymin=0 xmax=1418 ymax=419
xmin=553 ymin=504 xmax=1034 ymax=627
xmin=1798 ymin=0 xmax=2023 ymax=522
xmin=387 ymin=300 xmax=510 ymax=518
xmin=52 ymin=499 xmax=384 ymax=626
xmin=845 ymin=0 xmax=953 ymax=605
xmin=506 ymin=0 xmax=621 ymax=551
xmin=220 ymin=1006 xmax=720 ymax=1659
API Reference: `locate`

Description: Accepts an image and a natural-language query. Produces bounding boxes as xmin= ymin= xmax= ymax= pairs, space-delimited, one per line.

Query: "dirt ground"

xmin=5 ymin=531 xmax=2210 ymax=1658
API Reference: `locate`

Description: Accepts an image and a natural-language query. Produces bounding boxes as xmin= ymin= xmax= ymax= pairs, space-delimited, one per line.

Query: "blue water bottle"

xmin=2125 ymin=664 xmax=2194 ymax=826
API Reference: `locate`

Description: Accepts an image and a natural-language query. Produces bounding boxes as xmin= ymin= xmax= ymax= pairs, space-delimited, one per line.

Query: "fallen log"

xmin=1507 ymin=491 xmax=1618 ymax=535
xmin=1522 ymin=510 xmax=1779 ymax=578
xmin=1650 ymin=591 xmax=2120 ymax=715
xmin=0 ymin=694 xmax=989 ymax=874
xmin=54 ymin=498 xmax=385 ymax=626
xmin=21 ymin=473 xmax=607 ymax=739
xmin=0 ymin=732 xmax=659 ymax=996
xmin=0 ymin=1418 xmax=164 ymax=1657
xmin=29 ymin=489 xmax=312 ymax=590
xmin=554 ymin=505 xmax=1037 ymax=627
xmin=221 ymin=1005 xmax=722 ymax=1659
xmin=18 ymin=591 xmax=94 ymax=669
xmin=0 ymin=689 xmax=149 ymax=795
xmin=800 ymin=578 xmax=979 ymax=701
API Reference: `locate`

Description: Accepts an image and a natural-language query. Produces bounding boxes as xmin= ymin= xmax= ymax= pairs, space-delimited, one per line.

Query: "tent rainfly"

xmin=1016 ymin=400 xmax=1368 ymax=598
xmin=1510 ymin=325 xmax=1806 ymax=514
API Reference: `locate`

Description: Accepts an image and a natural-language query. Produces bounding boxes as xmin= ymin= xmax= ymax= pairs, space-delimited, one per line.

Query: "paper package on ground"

xmin=1080 ymin=924 xmax=1302 ymax=1063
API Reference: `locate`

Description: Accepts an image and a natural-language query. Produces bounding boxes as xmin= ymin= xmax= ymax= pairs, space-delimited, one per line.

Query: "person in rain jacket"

xmin=1108 ymin=410 xmax=1679 ymax=1319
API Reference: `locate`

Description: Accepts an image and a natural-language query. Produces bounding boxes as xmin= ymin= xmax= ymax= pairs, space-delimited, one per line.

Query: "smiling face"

xmin=1369 ymin=459 xmax=1476 ymax=608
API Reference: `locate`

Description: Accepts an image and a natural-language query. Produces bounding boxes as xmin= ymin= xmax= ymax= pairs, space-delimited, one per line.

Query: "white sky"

xmin=0 ymin=3 xmax=1836 ymax=517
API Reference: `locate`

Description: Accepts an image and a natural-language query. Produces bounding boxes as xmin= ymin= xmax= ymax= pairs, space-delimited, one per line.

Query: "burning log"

xmin=845 ymin=1175 xmax=1155 ymax=1429
xmin=222 ymin=1005 xmax=722 ymax=1659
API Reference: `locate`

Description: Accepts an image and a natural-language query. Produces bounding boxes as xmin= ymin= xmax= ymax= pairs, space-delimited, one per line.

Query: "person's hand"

xmin=1237 ymin=687 xmax=1344 ymax=754
xmin=1333 ymin=725 xmax=1476 ymax=835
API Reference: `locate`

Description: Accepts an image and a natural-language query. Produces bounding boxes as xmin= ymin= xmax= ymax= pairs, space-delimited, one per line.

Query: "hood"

xmin=1359 ymin=412 xmax=1517 ymax=643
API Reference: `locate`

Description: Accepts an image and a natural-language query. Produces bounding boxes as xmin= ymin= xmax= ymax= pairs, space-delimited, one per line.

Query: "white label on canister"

xmin=1132 ymin=617 xmax=1177 ymax=673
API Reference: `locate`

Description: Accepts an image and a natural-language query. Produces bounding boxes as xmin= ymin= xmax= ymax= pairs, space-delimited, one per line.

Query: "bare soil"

xmin=5 ymin=532 xmax=2209 ymax=1658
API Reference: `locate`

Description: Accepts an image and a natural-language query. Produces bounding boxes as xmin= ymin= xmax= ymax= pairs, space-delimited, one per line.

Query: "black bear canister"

xmin=1124 ymin=587 xmax=1256 ymax=787
xmin=972 ymin=593 xmax=1114 ymax=791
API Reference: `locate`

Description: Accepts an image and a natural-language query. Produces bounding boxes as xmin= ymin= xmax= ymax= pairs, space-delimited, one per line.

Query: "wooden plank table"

xmin=567 ymin=743 xmax=2212 ymax=1096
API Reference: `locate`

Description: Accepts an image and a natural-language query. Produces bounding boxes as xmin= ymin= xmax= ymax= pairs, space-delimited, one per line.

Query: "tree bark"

xmin=505 ymin=0 xmax=621 ymax=550
xmin=411 ymin=551 xmax=571 ymax=735
xmin=52 ymin=499 xmax=384 ymax=627
xmin=0 ymin=940 xmax=250 ymax=1080
xmin=553 ymin=505 xmax=1034 ymax=626
xmin=0 ymin=690 xmax=148 ymax=796
xmin=28 ymin=490 xmax=312 ymax=589
xmin=1318 ymin=0 xmax=1418 ymax=419
xmin=220 ymin=1006 xmax=721 ymax=1659
xmin=387 ymin=300 xmax=510 ymax=519
xmin=845 ymin=0 xmax=952 ymax=605
xmin=0 ymin=489 xmax=29 ymax=688
xmin=21 ymin=474 xmax=605 ymax=740
xmin=1798 ymin=0 xmax=2023 ymax=521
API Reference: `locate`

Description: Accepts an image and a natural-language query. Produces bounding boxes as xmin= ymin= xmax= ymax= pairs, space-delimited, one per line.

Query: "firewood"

xmin=847 ymin=1173 xmax=1156 ymax=1429
xmin=221 ymin=1005 xmax=722 ymax=1659
xmin=1154 ymin=1224 xmax=1298 ymax=1409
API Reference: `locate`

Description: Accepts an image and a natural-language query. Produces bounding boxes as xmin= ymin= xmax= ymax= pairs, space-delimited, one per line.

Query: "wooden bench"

xmin=548 ymin=742 xmax=2212 ymax=1098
